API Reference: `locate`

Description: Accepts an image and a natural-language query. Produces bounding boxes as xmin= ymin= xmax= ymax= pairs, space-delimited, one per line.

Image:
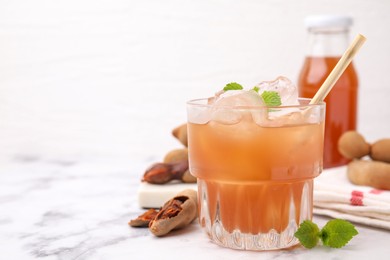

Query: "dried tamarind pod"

xmin=163 ymin=148 xmax=194 ymax=182
xmin=149 ymin=189 xmax=198 ymax=236
xmin=338 ymin=131 xmax=370 ymax=159
xmin=163 ymin=148 xmax=188 ymax=163
xmin=172 ymin=123 xmax=188 ymax=147
xmin=181 ymin=169 xmax=196 ymax=183
xmin=347 ymin=160 xmax=390 ymax=190
xmin=142 ymin=163 xmax=174 ymax=184
xmin=370 ymin=139 xmax=390 ymax=163
xmin=142 ymin=160 xmax=189 ymax=184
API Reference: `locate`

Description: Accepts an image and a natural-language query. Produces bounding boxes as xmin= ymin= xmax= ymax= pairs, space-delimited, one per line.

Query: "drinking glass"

xmin=187 ymin=98 xmax=325 ymax=250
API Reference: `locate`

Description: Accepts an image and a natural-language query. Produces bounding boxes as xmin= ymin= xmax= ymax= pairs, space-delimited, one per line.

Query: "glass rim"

xmin=187 ymin=97 xmax=325 ymax=110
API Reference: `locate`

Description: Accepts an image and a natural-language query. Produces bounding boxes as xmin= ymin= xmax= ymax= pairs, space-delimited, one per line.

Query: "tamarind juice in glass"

xmin=187 ymin=89 xmax=325 ymax=251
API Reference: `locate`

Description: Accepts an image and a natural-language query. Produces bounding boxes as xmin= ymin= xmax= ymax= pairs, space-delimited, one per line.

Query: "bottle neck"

xmin=305 ymin=28 xmax=350 ymax=57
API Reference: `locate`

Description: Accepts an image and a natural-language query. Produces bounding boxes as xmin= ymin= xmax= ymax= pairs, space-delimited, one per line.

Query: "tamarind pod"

xmin=149 ymin=189 xmax=198 ymax=236
xmin=370 ymin=139 xmax=390 ymax=163
xmin=142 ymin=163 xmax=174 ymax=184
xmin=163 ymin=148 xmax=188 ymax=163
xmin=142 ymin=161 xmax=189 ymax=184
xmin=181 ymin=169 xmax=197 ymax=183
xmin=338 ymin=131 xmax=370 ymax=159
xmin=347 ymin=160 xmax=390 ymax=190
xmin=172 ymin=123 xmax=188 ymax=147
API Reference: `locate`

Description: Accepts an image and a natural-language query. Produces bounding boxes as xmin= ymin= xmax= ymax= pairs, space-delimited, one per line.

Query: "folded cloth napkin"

xmin=314 ymin=166 xmax=390 ymax=230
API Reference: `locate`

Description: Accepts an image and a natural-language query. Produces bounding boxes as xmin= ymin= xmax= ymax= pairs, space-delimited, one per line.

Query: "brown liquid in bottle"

xmin=298 ymin=57 xmax=358 ymax=168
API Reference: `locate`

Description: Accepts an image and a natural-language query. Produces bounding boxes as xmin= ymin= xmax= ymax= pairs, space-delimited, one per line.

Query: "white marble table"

xmin=1 ymin=156 xmax=390 ymax=260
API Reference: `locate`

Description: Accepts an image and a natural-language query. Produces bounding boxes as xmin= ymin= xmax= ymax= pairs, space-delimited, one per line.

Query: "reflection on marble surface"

xmin=1 ymin=155 xmax=390 ymax=260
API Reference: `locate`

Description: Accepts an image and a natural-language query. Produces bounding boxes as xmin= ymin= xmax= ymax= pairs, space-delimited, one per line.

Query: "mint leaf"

xmin=261 ymin=91 xmax=281 ymax=106
xmin=294 ymin=220 xmax=320 ymax=249
xmin=295 ymin=219 xmax=358 ymax=249
xmin=223 ymin=82 xmax=243 ymax=91
xmin=252 ymin=86 xmax=259 ymax=93
xmin=319 ymin=219 xmax=358 ymax=248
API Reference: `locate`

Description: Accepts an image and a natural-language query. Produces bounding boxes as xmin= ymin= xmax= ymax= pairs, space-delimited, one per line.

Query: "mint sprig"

xmin=295 ymin=219 xmax=358 ymax=249
xmin=223 ymin=82 xmax=243 ymax=91
xmin=222 ymin=83 xmax=281 ymax=107
xmin=261 ymin=91 xmax=281 ymax=106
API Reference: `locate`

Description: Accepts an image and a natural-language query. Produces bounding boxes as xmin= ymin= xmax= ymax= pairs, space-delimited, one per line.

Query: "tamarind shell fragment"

xmin=370 ymin=139 xmax=390 ymax=163
xmin=129 ymin=208 xmax=159 ymax=227
xmin=149 ymin=189 xmax=198 ymax=236
xmin=347 ymin=160 xmax=390 ymax=190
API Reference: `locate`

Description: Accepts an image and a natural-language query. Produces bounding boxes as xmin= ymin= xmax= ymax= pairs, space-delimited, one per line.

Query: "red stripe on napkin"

xmin=350 ymin=190 xmax=364 ymax=206
xmin=369 ymin=189 xmax=383 ymax=195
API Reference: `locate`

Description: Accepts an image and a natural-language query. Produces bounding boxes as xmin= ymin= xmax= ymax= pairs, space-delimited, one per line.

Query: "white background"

xmin=1 ymin=0 xmax=389 ymax=169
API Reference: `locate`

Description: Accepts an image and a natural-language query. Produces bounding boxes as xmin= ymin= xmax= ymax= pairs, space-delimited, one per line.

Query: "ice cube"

xmin=256 ymin=76 xmax=299 ymax=106
xmin=214 ymin=90 xmax=264 ymax=107
xmin=252 ymin=76 xmax=302 ymax=125
xmin=187 ymin=105 xmax=211 ymax=124
xmin=253 ymin=110 xmax=304 ymax=127
xmin=211 ymin=108 xmax=242 ymax=124
xmin=211 ymin=90 xmax=264 ymax=124
xmin=187 ymin=98 xmax=212 ymax=124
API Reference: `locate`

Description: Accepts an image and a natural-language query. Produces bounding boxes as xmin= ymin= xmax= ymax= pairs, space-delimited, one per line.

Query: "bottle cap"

xmin=305 ymin=15 xmax=353 ymax=29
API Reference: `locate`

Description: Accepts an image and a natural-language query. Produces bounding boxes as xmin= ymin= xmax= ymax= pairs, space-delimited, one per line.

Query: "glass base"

xmin=198 ymin=178 xmax=313 ymax=251
xmin=208 ymin=220 xmax=299 ymax=250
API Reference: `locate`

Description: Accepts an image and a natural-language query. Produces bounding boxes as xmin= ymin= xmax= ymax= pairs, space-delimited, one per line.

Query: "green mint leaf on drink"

xmin=294 ymin=220 xmax=320 ymax=249
xmin=223 ymin=82 xmax=243 ymax=91
xmin=295 ymin=219 xmax=358 ymax=249
xmin=252 ymin=86 xmax=260 ymax=93
xmin=319 ymin=219 xmax=358 ymax=248
xmin=261 ymin=91 xmax=281 ymax=106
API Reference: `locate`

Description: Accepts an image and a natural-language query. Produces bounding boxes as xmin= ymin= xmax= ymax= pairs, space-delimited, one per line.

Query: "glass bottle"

xmin=298 ymin=15 xmax=358 ymax=169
